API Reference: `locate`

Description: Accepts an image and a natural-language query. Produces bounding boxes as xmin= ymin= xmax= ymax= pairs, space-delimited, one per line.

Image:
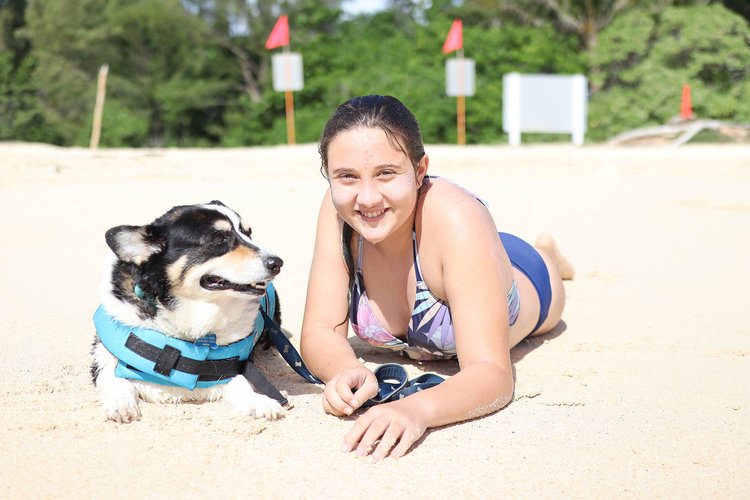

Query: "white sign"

xmin=502 ymin=73 xmax=587 ymax=146
xmin=446 ymin=58 xmax=475 ymax=97
xmin=272 ymin=53 xmax=304 ymax=92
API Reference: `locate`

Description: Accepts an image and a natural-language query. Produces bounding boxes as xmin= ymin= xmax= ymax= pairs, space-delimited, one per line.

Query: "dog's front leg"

xmin=224 ymin=375 xmax=284 ymax=420
xmin=92 ymin=342 xmax=142 ymax=423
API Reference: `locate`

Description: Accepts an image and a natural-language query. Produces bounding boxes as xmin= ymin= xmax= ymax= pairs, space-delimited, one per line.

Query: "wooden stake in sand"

xmin=89 ymin=64 xmax=109 ymax=150
xmin=284 ymin=88 xmax=296 ymax=145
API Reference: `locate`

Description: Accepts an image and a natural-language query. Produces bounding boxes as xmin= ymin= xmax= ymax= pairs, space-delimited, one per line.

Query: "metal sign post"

xmin=446 ymin=52 xmax=475 ymax=145
xmin=271 ymin=50 xmax=304 ymax=145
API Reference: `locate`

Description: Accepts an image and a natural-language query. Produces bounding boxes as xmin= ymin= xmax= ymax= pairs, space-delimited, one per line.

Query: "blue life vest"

xmin=94 ymin=284 xmax=277 ymax=390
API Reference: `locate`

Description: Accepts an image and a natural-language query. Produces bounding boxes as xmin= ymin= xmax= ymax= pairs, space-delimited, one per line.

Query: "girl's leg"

xmin=529 ymin=234 xmax=574 ymax=336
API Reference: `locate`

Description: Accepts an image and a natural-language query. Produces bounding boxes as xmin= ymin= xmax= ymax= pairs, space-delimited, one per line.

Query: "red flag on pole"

xmin=265 ymin=15 xmax=289 ymax=50
xmin=442 ymin=19 xmax=463 ymax=54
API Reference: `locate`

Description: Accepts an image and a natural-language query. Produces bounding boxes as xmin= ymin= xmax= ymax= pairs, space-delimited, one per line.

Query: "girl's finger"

xmin=371 ymin=425 xmax=404 ymax=461
xmin=341 ymin=411 xmax=375 ymax=452
xmin=351 ymin=375 xmax=378 ymax=408
xmin=322 ymin=387 xmax=349 ymax=416
xmin=389 ymin=426 xmax=424 ymax=459
xmin=334 ymin=376 xmax=358 ymax=410
xmin=353 ymin=416 xmax=389 ymax=457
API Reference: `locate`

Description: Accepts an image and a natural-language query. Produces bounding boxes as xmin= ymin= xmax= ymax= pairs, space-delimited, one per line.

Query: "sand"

xmin=1 ymin=142 xmax=748 ymax=498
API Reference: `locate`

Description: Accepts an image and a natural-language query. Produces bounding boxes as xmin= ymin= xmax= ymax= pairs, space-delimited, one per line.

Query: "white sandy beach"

xmin=1 ymin=142 xmax=748 ymax=498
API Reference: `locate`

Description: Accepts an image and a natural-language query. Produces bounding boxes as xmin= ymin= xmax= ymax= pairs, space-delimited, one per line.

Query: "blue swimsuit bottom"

xmin=499 ymin=232 xmax=552 ymax=334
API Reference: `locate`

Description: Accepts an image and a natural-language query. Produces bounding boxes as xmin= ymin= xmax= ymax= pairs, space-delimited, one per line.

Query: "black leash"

xmin=259 ymin=309 xmax=322 ymax=384
xmin=258 ymin=310 xmax=446 ymax=407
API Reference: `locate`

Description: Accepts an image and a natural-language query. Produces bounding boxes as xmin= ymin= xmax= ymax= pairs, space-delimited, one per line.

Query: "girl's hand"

xmin=342 ymin=399 xmax=428 ymax=461
xmin=322 ymin=366 xmax=378 ymax=416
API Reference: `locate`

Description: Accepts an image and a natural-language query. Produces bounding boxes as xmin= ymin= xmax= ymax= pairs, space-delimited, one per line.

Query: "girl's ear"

xmin=416 ymin=154 xmax=429 ymax=186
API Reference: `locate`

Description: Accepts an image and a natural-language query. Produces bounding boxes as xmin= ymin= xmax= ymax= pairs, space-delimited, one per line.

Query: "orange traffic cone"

xmin=680 ymin=84 xmax=694 ymax=120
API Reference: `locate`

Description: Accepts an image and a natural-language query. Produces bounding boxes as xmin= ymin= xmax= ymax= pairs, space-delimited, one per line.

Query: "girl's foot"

xmin=535 ymin=234 xmax=575 ymax=280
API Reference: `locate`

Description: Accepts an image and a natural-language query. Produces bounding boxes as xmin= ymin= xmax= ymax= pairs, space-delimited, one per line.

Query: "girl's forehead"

xmin=330 ymin=126 xmax=389 ymax=147
xmin=328 ymin=127 xmax=407 ymax=165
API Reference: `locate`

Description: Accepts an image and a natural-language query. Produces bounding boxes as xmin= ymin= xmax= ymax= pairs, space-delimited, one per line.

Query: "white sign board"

xmin=446 ymin=58 xmax=475 ymax=97
xmin=272 ymin=53 xmax=304 ymax=92
xmin=502 ymin=73 xmax=587 ymax=145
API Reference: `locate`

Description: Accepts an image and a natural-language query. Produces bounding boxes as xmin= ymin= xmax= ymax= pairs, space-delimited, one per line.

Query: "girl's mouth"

xmin=358 ymin=208 xmax=388 ymax=222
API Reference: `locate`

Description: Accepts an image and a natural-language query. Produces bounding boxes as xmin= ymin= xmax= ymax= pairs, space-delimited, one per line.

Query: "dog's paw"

xmin=250 ymin=395 xmax=284 ymax=420
xmin=224 ymin=376 xmax=284 ymax=420
xmin=102 ymin=393 xmax=142 ymax=423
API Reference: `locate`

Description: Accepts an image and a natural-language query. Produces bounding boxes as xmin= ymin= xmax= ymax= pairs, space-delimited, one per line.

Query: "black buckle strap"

xmin=242 ymin=363 xmax=288 ymax=406
xmin=153 ymin=344 xmax=180 ymax=376
xmin=124 ymin=333 xmax=244 ymax=381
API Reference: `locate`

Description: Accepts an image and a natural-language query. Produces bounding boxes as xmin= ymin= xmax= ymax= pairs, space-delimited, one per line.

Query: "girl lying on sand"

xmin=300 ymin=95 xmax=574 ymax=460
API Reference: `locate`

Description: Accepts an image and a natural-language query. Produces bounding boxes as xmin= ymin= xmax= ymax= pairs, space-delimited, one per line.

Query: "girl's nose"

xmin=356 ymin=179 xmax=381 ymax=206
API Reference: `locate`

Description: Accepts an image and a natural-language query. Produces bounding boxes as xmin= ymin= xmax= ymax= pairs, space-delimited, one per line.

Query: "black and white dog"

xmin=91 ymin=201 xmax=285 ymax=422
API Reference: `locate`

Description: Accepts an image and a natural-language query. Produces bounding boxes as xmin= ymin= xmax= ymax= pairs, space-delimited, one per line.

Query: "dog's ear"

xmin=105 ymin=225 xmax=165 ymax=265
xmin=208 ymin=200 xmax=226 ymax=207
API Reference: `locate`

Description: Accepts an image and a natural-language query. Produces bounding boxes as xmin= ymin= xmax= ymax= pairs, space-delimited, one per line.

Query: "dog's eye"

xmin=210 ymin=232 xmax=230 ymax=246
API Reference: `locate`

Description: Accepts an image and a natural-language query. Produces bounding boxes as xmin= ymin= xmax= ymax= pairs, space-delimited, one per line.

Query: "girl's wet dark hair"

xmin=318 ymin=95 xmax=426 ymax=325
xmin=318 ymin=95 xmax=425 ymax=178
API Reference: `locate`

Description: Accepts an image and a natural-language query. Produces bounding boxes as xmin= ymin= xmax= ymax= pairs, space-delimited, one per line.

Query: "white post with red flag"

xmin=443 ymin=19 xmax=473 ymax=145
xmin=266 ymin=15 xmax=303 ymax=145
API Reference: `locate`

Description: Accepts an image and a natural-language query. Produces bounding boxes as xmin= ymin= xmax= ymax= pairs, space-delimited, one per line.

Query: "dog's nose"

xmin=264 ymin=256 xmax=284 ymax=274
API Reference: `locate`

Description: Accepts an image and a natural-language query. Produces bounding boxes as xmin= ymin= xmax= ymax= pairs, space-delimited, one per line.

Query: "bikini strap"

xmin=412 ymin=230 xmax=424 ymax=282
xmin=356 ymin=234 xmax=364 ymax=272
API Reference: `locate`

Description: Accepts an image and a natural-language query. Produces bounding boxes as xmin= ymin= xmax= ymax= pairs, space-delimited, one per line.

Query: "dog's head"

xmin=104 ymin=201 xmax=282 ymax=322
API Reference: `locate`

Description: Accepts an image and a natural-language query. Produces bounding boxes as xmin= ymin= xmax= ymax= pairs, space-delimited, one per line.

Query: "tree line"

xmin=1 ymin=0 xmax=748 ymax=146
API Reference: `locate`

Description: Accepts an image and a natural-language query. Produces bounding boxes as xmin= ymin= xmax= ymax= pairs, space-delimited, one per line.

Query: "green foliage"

xmin=2 ymin=0 xmax=747 ymax=145
xmin=589 ymin=4 xmax=750 ymax=140
xmin=223 ymin=9 xmax=584 ymax=145
xmin=465 ymin=20 xmax=585 ymax=143
xmin=0 ymin=52 xmax=60 ymax=142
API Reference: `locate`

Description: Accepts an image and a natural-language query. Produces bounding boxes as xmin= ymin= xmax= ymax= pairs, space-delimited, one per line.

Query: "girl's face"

xmin=327 ymin=126 xmax=427 ymax=245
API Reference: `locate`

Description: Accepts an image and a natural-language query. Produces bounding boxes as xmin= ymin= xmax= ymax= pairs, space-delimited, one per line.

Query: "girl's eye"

xmin=334 ymin=173 xmax=357 ymax=183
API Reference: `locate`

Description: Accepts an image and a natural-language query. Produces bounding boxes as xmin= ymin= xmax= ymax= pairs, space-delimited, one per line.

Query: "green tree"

xmin=105 ymin=0 xmax=234 ymax=146
xmin=0 ymin=0 xmax=28 ymax=60
xmin=0 ymin=0 xmax=58 ymax=142
xmin=23 ymin=0 xmax=116 ymax=144
xmin=0 ymin=52 xmax=60 ymax=142
xmin=22 ymin=0 xmax=236 ymax=146
xmin=469 ymin=0 xmax=641 ymax=52
xmin=588 ymin=3 xmax=750 ymax=140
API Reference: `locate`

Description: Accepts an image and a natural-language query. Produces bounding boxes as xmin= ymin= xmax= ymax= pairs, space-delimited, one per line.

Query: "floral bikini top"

xmin=349 ymin=231 xmax=520 ymax=361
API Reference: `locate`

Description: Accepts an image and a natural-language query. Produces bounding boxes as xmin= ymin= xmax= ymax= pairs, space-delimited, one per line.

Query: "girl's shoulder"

xmin=420 ymin=176 xmax=489 ymax=218
xmin=418 ymin=177 xmax=496 ymax=254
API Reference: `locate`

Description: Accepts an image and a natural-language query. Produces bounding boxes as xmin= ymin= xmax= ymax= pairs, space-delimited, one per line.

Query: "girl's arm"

xmin=300 ymin=190 xmax=379 ymax=413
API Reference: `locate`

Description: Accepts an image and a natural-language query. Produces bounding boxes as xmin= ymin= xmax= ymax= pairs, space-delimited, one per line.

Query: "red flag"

xmin=265 ymin=15 xmax=289 ymax=50
xmin=442 ymin=19 xmax=463 ymax=54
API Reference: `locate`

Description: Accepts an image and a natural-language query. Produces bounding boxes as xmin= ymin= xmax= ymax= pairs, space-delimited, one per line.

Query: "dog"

xmin=91 ymin=201 xmax=285 ymax=422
